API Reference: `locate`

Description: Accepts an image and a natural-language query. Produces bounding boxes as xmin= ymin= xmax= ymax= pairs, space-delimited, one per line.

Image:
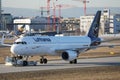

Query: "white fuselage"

xmin=10 ymin=35 xmax=91 ymax=56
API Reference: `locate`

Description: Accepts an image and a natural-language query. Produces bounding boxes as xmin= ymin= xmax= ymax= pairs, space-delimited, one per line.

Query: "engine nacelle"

xmin=61 ymin=50 xmax=77 ymax=61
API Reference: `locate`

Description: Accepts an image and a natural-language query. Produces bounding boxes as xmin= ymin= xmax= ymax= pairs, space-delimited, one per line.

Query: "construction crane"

xmin=46 ymin=0 xmax=58 ymax=31
xmin=51 ymin=0 xmax=58 ymax=31
xmin=40 ymin=7 xmax=49 ymax=17
xmin=0 ymin=0 xmax=1 ymax=18
xmin=53 ymin=2 xmax=56 ymax=31
xmin=54 ymin=4 xmax=76 ymax=32
xmin=56 ymin=4 xmax=76 ymax=19
xmin=73 ymin=0 xmax=89 ymax=16
xmin=46 ymin=0 xmax=51 ymax=31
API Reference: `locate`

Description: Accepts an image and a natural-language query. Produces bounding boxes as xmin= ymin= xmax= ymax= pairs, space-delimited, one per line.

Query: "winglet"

xmin=1 ymin=34 xmax=5 ymax=45
xmin=87 ymin=11 xmax=101 ymax=39
xmin=0 ymin=34 xmax=11 ymax=47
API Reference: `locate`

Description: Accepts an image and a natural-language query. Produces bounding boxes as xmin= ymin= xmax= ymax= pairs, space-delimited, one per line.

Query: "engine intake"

xmin=62 ymin=50 xmax=77 ymax=61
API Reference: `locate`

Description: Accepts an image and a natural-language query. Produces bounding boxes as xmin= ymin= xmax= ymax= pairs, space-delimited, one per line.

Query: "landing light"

xmin=110 ymin=52 xmax=115 ymax=55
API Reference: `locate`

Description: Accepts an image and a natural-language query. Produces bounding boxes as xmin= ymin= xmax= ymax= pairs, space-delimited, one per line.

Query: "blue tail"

xmin=87 ymin=11 xmax=101 ymax=46
xmin=87 ymin=11 xmax=101 ymax=38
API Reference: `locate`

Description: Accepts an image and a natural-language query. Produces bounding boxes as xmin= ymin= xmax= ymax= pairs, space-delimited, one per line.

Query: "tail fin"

xmin=1 ymin=34 xmax=5 ymax=45
xmin=0 ymin=34 xmax=11 ymax=46
xmin=87 ymin=11 xmax=101 ymax=38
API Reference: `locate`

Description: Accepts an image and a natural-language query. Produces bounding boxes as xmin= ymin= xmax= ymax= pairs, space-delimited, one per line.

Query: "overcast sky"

xmin=2 ymin=0 xmax=120 ymax=10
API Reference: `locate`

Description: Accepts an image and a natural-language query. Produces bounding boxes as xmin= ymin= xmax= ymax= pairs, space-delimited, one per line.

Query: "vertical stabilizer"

xmin=1 ymin=34 xmax=5 ymax=45
xmin=87 ymin=11 xmax=101 ymax=39
xmin=0 ymin=34 xmax=11 ymax=46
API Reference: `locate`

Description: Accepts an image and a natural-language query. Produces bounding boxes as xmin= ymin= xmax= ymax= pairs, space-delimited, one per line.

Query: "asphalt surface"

xmin=0 ymin=56 xmax=120 ymax=73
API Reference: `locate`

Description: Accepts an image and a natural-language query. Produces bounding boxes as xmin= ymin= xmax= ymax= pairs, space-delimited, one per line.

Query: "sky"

xmin=2 ymin=0 xmax=120 ymax=10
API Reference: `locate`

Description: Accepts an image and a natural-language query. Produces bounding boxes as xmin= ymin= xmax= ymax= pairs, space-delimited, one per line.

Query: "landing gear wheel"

xmin=74 ymin=59 xmax=77 ymax=64
xmin=23 ymin=61 xmax=28 ymax=66
xmin=43 ymin=58 xmax=47 ymax=64
xmin=70 ymin=61 xmax=73 ymax=64
xmin=69 ymin=59 xmax=77 ymax=64
xmin=40 ymin=58 xmax=48 ymax=64
xmin=40 ymin=59 xmax=43 ymax=64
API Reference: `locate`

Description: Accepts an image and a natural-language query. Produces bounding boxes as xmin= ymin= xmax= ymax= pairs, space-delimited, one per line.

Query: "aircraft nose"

xmin=10 ymin=45 xmax=19 ymax=55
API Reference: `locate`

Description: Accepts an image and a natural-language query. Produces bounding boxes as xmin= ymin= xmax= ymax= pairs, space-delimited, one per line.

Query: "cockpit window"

xmin=14 ymin=41 xmax=27 ymax=44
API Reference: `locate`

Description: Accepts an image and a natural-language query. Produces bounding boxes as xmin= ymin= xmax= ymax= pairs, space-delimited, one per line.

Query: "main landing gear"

xmin=39 ymin=57 xmax=77 ymax=64
xmin=40 ymin=56 xmax=48 ymax=64
xmin=69 ymin=59 xmax=77 ymax=64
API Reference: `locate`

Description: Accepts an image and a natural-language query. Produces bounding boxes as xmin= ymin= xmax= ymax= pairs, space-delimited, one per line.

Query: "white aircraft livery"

xmin=2 ymin=11 xmax=102 ymax=66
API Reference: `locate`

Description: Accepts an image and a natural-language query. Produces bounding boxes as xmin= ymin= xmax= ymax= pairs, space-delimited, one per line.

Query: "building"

xmin=61 ymin=17 xmax=80 ymax=35
xmin=61 ymin=17 xmax=80 ymax=31
xmin=113 ymin=14 xmax=120 ymax=33
xmin=80 ymin=9 xmax=120 ymax=35
xmin=0 ymin=13 xmax=13 ymax=30
xmin=80 ymin=14 xmax=104 ymax=35
xmin=13 ymin=16 xmax=59 ymax=33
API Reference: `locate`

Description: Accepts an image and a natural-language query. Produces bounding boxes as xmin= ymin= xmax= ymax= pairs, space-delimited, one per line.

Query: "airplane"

xmin=1 ymin=11 xmax=103 ymax=66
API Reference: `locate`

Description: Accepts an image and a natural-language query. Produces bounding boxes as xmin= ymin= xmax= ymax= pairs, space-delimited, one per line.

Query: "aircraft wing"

xmin=54 ymin=46 xmax=90 ymax=54
xmin=100 ymin=34 xmax=120 ymax=42
xmin=0 ymin=34 xmax=12 ymax=47
xmin=1 ymin=44 xmax=12 ymax=47
xmin=55 ymin=43 xmax=120 ymax=54
xmin=97 ymin=34 xmax=120 ymax=48
xmin=98 ymin=43 xmax=120 ymax=48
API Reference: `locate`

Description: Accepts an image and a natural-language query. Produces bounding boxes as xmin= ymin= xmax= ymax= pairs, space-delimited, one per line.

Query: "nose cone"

xmin=10 ymin=45 xmax=27 ymax=55
xmin=10 ymin=45 xmax=18 ymax=55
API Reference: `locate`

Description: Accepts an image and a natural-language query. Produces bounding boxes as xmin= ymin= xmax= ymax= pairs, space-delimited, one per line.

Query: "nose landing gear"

xmin=5 ymin=56 xmax=37 ymax=66
xmin=40 ymin=56 xmax=48 ymax=64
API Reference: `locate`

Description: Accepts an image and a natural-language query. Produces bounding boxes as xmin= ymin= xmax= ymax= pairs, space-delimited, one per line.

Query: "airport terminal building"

xmin=80 ymin=9 xmax=120 ymax=35
xmin=13 ymin=16 xmax=59 ymax=32
xmin=12 ymin=9 xmax=120 ymax=35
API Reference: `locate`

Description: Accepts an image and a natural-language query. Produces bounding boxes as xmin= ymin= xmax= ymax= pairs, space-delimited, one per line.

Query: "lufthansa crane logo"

xmin=93 ymin=23 xmax=98 ymax=37
xmin=33 ymin=38 xmax=51 ymax=42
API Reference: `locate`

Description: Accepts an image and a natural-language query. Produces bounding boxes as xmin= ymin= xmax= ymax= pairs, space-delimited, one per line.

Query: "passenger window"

xmin=23 ymin=42 xmax=27 ymax=44
xmin=14 ymin=42 xmax=27 ymax=44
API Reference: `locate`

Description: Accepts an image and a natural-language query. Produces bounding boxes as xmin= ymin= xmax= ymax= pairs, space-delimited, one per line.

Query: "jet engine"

xmin=61 ymin=50 xmax=77 ymax=61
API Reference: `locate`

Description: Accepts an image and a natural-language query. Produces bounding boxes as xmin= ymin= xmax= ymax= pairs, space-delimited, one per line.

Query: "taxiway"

xmin=0 ymin=56 xmax=120 ymax=73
